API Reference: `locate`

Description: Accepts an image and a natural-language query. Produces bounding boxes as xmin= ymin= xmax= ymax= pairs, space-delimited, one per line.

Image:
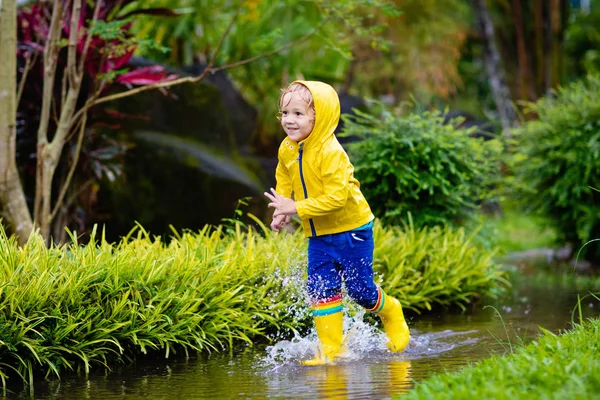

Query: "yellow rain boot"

xmin=370 ymin=289 xmax=410 ymax=352
xmin=301 ymin=311 xmax=344 ymax=366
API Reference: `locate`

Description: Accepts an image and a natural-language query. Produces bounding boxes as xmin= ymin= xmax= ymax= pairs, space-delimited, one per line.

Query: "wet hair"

xmin=278 ymin=83 xmax=315 ymax=114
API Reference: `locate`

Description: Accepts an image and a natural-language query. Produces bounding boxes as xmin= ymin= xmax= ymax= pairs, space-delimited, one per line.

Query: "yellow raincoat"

xmin=275 ymin=80 xmax=374 ymax=237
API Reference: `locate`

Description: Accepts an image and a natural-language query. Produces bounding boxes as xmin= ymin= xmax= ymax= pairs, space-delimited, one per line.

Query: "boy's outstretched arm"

xmin=264 ymin=188 xmax=296 ymax=216
xmin=270 ymin=214 xmax=291 ymax=232
xmin=264 ymin=188 xmax=294 ymax=231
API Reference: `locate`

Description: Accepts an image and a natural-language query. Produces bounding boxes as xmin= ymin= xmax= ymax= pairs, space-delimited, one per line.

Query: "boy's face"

xmin=280 ymin=92 xmax=315 ymax=142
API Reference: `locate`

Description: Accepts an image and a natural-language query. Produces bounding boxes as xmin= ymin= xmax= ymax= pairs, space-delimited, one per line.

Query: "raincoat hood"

xmin=292 ymin=80 xmax=340 ymax=146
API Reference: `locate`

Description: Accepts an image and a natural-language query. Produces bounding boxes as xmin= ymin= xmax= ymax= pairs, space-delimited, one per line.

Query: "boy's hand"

xmin=264 ymin=188 xmax=297 ymax=216
xmin=270 ymin=214 xmax=291 ymax=232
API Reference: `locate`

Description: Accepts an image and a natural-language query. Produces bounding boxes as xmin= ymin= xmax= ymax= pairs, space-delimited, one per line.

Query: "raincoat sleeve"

xmin=275 ymin=160 xmax=293 ymax=198
xmin=295 ymin=149 xmax=349 ymax=218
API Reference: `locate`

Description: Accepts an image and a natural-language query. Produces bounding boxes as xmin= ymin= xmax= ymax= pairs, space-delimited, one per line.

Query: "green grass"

xmin=0 ymin=218 xmax=502 ymax=391
xmin=519 ymin=269 xmax=600 ymax=289
xmin=402 ymin=318 xmax=600 ymax=400
xmin=480 ymin=206 xmax=557 ymax=255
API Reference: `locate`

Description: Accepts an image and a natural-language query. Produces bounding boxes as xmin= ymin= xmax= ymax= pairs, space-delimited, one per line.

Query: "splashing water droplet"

xmin=260 ymin=313 xmax=391 ymax=370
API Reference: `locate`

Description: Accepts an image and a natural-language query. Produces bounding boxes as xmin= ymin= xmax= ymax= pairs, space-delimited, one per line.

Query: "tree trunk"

xmin=39 ymin=88 xmax=81 ymax=241
xmin=0 ymin=0 xmax=34 ymax=245
xmin=533 ymin=0 xmax=545 ymax=96
xmin=35 ymin=0 xmax=86 ymax=243
xmin=550 ymin=0 xmax=562 ymax=90
xmin=34 ymin=0 xmax=64 ymax=243
xmin=472 ymin=0 xmax=519 ymax=138
xmin=512 ymin=0 xmax=536 ymax=100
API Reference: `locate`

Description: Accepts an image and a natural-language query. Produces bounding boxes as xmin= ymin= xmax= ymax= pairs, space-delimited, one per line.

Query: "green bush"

xmin=373 ymin=220 xmax=506 ymax=312
xmin=564 ymin=9 xmax=600 ymax=78
xmin=0 ymin=222 xmax=308 ymax=391
xmin=341 ymin=108 xmax=502 ymax=228
xmin=510 ymin=75 xmax=600 ymax=261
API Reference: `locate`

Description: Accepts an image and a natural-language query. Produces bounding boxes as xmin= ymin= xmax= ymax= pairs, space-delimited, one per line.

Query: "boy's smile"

xmin=280 ymin=92 xmax=315 ymax=142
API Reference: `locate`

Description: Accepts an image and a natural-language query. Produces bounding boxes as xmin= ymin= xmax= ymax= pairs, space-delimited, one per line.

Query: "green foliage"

xmin=130 ymin=0 xmax=394 ymax=137
xmin=88 ymin=19 xmax=134 ymax=41
xmin=403 ymin=318 xmax=600 ymax=400
xmin=127 ymin=0 xmax=477 ymax=138
xmin=342 ymin=107 xmax=503 ymax=228
xmin=565 ymin=6 xmax=600 ymax=78
xmin=350 ymin=0 xmax=472 ymax=102
xmin=373 ymin=220 xmax=506 ymax=312
xmin=479 ymin=203 xmax=557 ymax=255
xmin=510 ymin=75 xmax=600 ymax=261
xmin=0 ymin=218 xmax=501 ymax=389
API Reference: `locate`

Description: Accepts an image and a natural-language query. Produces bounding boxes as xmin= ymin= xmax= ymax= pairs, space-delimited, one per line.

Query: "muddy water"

xmin=13 ymin=273 xmax=600 ymax=400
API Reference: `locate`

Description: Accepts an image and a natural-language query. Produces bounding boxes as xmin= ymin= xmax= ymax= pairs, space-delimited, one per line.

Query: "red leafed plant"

xmin=18 ymin=1 xmax=177 ymax=91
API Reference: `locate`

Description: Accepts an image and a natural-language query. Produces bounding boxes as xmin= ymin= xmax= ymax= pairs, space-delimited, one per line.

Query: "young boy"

xmin=264 ymin=81 xmax=410 ymax=366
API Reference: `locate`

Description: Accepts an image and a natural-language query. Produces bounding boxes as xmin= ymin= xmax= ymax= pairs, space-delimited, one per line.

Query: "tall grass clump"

xmin=0 ymin=218 xmax=502 ymax=391
xmin=510 ymin=74 xmax=600 ymax=262
xmin=341 ymin=107 xmax=502 ymax=228
xmin=0 ymin=222 xmax=306 ymax=392
xmin=403 ymin=318 xmax=600 ymax=399
xmin=373 ymin=220 xmax=507 ymax=312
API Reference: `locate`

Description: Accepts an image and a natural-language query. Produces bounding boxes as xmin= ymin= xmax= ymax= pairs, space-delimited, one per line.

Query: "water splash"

xmin=260 ymin=312 xmax=482 ymax=372
xmin=260 ymin=261 xmax=482 ymax=371
xmin=405 ymin=329 xmax=480 ymax=359
xmin=261 ymin=311 xmax=397 ymax=371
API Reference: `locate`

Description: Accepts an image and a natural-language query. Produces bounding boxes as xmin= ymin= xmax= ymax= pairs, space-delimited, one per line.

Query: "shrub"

xmin=510 ymin=75 xmax=600 ymax=261
xmin=341 ymin=107 xmax=502 ymax=228
xmin=373 ymin=220 xmax=506 ymax=312
xmin=0 ymin=222 xmax=308 ymax=391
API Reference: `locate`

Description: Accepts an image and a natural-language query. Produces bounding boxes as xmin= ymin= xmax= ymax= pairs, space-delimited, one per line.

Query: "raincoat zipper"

xmin=298 ymin=143 xmax=317 ymax=236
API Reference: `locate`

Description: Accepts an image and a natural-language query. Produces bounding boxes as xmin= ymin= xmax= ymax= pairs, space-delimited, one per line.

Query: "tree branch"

xmin=83 ymin=75 xmax=208 ymax=109
xmin=61 ymin=0 xmax=74 ymax=109
xmin=38 ymin=0 xmax=64 ymax=144
xmin=51 ymin=0 xmax=85 ymax=150
xmin=77 ymin=18 xmax=322 ymax=117
xmin=64 ymin=179 xmax=93 ymax=211
xmin=211 ymin=26 xmax=320 ymax=73
xmin=16 ymin=51 xmax=37 ymax=109
xmin=206 ymin=6 xmax=240 ymax=69
xmin=78 ymin=0 xmax=102 ymax=75
xmin=67 ymin=0 xmax=82 ymax=88
xmin=35 ymin=0 xmax=64 ymax=222
xmin=50 ymin=111 xmax=87 ymax=221
xmin=70 ymin=6 xmax=243 ymax=122
xmin=39 ymin=0 xmax=86 ymax=241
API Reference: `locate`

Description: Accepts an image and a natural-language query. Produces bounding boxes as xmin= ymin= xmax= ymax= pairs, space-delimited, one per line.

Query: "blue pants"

xmin=307 ymin=226 xmax=379 ymax=310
